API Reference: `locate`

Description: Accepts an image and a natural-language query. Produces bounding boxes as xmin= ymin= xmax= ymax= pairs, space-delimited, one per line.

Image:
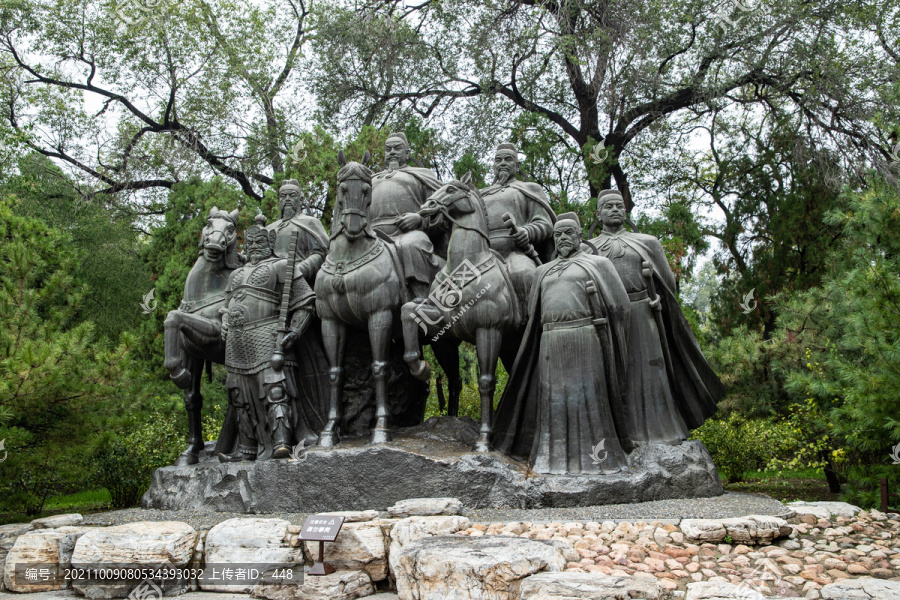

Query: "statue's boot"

xmin=272 ymin=421 xmax=291 ymax=459
xmin=218 ymin=450 xmax=256 ymax=463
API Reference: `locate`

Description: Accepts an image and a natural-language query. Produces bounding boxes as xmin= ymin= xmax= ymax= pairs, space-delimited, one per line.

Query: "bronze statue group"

xmin=163 ymin=133 xmax=724 ymax=476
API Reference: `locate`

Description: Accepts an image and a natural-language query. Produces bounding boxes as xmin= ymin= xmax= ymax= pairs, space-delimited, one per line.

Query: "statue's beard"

xmin=387 ymin=158 xmax=401 ymax=171
xmin=557 ymin=241 xmax=577 ymax=258
xmin=282 ymin=204 xmax=296 ymax=219
xmin=249 ymin=247 xmax=271 ymax=264
xmin=494 ymin=168 xmax=512 ymax=186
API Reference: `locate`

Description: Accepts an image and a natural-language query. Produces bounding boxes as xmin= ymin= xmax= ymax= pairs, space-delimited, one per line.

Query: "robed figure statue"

xmin=588 ymin=190 xmax=723 ymax=448
xmin=492 ymin=214 xmax=632 ymax=474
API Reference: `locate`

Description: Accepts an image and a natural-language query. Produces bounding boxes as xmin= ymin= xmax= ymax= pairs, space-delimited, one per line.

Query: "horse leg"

xmin=319 ymin=317 xmax=347 ymax=448
xmin=474 ymin=328 xmax=503 ymax=452
xmin=174 ymin=356 xmax=205 ymax=466
xmin=164 ymin=311 xmax=192 ymax=389
xmin=400 ymin=300 xmax=443 ymax=381
xmin=431 ymin=338 xmax=462 ymax=417
xmin=368 ymin=310 xmax=393 ymax=444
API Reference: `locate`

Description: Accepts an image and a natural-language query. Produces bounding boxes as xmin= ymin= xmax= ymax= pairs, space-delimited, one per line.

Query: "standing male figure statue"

xmin=370 ymin=132 xmax=444 ymax=300
xmin=492 ymin=213 xmax=631 ymax=474
xmin=589 ymin=189 xmax=723 ymax=449
xmin=266 ymin=179 xmax=331 ymax=443
xmin=269 ymin=179 xmax=329 ymax=267
xmin=218 ymin=214 xmax=318 ymax=462
xmin=480 ymin=143 xmax=555 ymax=320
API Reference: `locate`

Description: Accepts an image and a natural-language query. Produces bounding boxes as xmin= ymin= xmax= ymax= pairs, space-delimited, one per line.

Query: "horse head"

xmin=200 ymin=207 xmax=243 ymax=268
xmin=420 ymin=172 xmax=488 ymax=233
xmin=333 ymin=150 xmax=373 ymax=241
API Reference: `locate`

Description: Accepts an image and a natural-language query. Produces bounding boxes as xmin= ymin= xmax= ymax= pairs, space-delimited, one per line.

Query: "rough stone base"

xmin=143 ymin=418 xmax=723 ymax=513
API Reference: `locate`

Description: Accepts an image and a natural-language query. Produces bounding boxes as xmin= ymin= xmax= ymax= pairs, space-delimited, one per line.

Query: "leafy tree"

xmin=0 ymin=0 xmax=316 ymax=201
xmin=310 ymin=0 xmax=892 ymax=209
xmin=780 ymin=179 xmax=900 ymax=458
xmin=3 ymin=153 xmax=149 ymax=340
xmin=0 ymin=195 xmax=140 ymax=514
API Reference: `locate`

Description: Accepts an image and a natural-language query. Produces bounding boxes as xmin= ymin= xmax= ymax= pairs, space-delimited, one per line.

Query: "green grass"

xmin=0 ymin=489 xmax=112 ymax=526
xmin=722 ymin=467 xmax=839 ymax=503
xmin=43 ymin=489 xmax=111 ymax=511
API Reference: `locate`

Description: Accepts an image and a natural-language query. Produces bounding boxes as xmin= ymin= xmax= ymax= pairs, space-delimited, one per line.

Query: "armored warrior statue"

xmin=370 ymin=132 xmax=445 ymax=299
xmin=589 ymin=189 xmax=723 ymax=449
xmin=480 ymin=143 xmax=555 ymax=318
xmin=492 ymin=213 xmax=631 ymax=474
xmin=218 ymin=215 xmax=317 ymax=462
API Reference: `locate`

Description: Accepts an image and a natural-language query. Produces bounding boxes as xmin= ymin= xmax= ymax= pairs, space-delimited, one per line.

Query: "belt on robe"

xmin=628 ymin=289 xmax=649 ymax=301
xmin=542 ymin=316 xmax=607 ymax=331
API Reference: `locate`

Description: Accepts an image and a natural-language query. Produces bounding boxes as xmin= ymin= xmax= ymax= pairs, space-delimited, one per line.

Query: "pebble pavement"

xmin=81 ymin=491 xmax=788 ymax=530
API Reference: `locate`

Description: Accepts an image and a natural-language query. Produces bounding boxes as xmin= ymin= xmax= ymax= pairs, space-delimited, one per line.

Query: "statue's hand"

xmin=281 ymin=330 xmax=298 ymax=350
xmin=398 ymin=212 xmax=424 ymax=231
xmin=512 ymin=227 xmax=529 ymax=247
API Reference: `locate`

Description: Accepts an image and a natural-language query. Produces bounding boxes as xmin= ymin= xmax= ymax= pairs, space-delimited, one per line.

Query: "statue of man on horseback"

xmin=480 ymin=143 xmax=556 ymax=322
xmin=371 ymin=132 xmax=446 ymax=300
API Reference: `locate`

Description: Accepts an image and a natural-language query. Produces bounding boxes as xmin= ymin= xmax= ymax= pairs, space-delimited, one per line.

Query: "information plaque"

xmin=298 ymin=514 xmax=346 ymax=575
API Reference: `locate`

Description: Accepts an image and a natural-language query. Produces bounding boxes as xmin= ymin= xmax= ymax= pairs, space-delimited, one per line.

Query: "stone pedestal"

xmin=143 ymin=417 xmax=723 ymax=512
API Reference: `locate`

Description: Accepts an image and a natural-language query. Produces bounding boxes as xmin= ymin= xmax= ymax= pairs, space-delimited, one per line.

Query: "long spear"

xmin=271 ymin=229 xmax=300 ymax=372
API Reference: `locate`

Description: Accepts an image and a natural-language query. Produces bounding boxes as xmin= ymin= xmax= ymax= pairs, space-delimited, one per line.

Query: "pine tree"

xmin=0 ymin=196 xmax=134 ymax=514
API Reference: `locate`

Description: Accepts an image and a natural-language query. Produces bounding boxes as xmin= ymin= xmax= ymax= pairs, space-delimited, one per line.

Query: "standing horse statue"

xmin=400 ymin=173 xmax=522 ymax=452
xmin=164 ymin=207 xmax=245 ymax=465
xmin=315 ymin=152 xmax=400 ymax=445
xmin=315 ymin=151 xmax=461 ymax=446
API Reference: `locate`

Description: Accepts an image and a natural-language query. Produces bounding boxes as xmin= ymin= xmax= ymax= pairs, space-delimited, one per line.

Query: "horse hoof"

xmin=318 ymin=430 xmax=337 ymax=448
xmin=474 ymin=440 xmax=491 ymax=453
xmin=409 ymin=360 xmax=431 ymax=381
xmin=174 ymin=452 xmax=199 ymax=467
xmin=370 ymin=428 xmax=391 ymax=444
xmin=170 ymin=368 xmax=192 ymax=389
xmin=272 ymin=445 xmax=291 ymax=459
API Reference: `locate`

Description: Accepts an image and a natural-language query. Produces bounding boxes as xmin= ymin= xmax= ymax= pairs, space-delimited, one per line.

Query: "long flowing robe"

xmin=491 ymin=252 xmax=632 ymax=474
xmin=589 ymin=231 xmax=723 ymax=432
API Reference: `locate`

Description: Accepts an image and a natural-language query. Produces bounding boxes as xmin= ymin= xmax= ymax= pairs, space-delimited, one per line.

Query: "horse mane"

xmin=445 ymin=177 xmax=490 ymax=233
xmin=337 ymin=160 xmax=373 ymax=183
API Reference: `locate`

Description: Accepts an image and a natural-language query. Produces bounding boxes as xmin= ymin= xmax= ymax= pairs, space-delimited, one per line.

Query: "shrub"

xmin=91 ymin=411 xmax=182 ymax=508
xmin=690 ymin=414 xmax=795 ymax=483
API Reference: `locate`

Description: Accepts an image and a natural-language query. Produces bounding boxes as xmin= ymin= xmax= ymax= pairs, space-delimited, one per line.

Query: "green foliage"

xmin=774 ymin=179 xmax=900 ymax=500
xmin=424 ymin=343 xmax=508 ymax=420
xmin=0 ymin=195 xmax=140 ymax=514
xmin=4 ymin=153 xmax=149 ymax=340
xmin=91 ymin=411 xmax=181 ymax=508
xmin=690 ymin=414 xmax=795 ymax=483
xmin=841 ymin=465 xmax=900 ymax=512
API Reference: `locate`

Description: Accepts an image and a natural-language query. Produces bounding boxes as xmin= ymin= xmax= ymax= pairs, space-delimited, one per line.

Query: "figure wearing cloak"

xmin=588 ymin=190 xmax=723 ymax=448
xmin=480 ymin=143 xmax=556 ymax=319
xmin=263 ymin=179 xmax=331 ymax=441
xmin=491 ymin=215 xmax=631 ymax=474
xmin=371 ymin=132 xmax=446 ymax=299
xmin=218 ymin=215 xmax=319 ymax=462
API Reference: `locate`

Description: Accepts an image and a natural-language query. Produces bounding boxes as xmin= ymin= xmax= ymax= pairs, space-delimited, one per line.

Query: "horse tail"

xmin=206 ymin=360 xmax=213 ymax=383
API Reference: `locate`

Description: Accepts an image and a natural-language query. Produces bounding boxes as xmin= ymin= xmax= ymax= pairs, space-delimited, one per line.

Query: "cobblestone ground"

xmin=454 ymin=509 xmax=900 ymax=598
